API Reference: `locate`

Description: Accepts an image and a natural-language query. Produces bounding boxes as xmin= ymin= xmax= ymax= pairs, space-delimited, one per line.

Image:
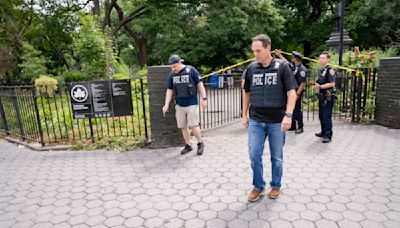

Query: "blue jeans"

xmin=248 ymin=119 xmax=286 ymax=191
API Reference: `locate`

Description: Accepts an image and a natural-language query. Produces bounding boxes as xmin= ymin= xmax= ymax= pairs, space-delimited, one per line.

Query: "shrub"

xmin=63 ymin=70 xmax=87 ymax=83
xmin=34 ymin=75 xmax=58 ymax=96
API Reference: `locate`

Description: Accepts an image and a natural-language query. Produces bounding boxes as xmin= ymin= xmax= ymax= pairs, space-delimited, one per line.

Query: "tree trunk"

xmin=303 ymin=41 xmax=312 ymax=59
xmin=138 ymin=36 xmax=147 ymax=68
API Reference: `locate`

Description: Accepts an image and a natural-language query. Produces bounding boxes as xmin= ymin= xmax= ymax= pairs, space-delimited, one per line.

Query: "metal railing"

xmin=0 ymin=79 xmax=149 ymax=146
xmin=199 ymin=73 xmax=243 ymax=130
xmin=198 ymin=68 xmax=377 ymax=130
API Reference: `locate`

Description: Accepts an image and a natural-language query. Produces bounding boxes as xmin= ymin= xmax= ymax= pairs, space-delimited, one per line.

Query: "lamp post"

xmin=338 ymin=0 xmax=345 ymax=66
xmin=326 ymin=0 xmax=353 ymax=60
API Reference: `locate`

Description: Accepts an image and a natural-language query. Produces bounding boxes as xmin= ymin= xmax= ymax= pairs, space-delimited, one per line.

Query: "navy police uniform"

xmin=290 ymin=51 xmax=307 ymax=130
xmin=167 ymin=65 xmax=201 ymax=106
xmin=317 ymin=66 xmax=336 ymax=140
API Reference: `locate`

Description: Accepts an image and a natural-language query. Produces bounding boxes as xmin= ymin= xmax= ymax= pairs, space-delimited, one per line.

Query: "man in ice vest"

xmin=242 ymin=34 xmax=297 ymax=202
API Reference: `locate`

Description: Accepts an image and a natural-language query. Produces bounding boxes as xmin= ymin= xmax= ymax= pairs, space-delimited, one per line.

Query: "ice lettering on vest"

xmin=173 ymin=75 xmax=190 ymax=84
xmin=264 ymin=73 xmax=278 ymax=85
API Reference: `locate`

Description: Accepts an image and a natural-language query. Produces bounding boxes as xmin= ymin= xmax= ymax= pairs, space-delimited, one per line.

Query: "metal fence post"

xmin=12 ymin=88 xmax=25 ymax=138
xmin=140 ymin=79 xmax=149 ymax=141
xmin=88 ymin=117 xmax=95 ymax=143
xmin=0 ymin=95 xmax=9 ymax=134
xmin=31 ymin=87 xmax=45 ymax=147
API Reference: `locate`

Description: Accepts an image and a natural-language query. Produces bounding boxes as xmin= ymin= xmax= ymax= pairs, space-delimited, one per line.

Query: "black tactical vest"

xmin=317 ymin=66 xmax=334 ymax=95
xmin=248 ymin=59 xmax=287 ymax=108
xmin=172 ymin=66 xmax=197 ymax=98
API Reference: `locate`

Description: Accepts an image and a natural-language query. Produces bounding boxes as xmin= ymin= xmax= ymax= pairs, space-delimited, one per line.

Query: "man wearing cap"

xmin=311 ymin=52 xmax=336 ymax=143
xmin=163 ymin=55 xmax=208 ymax=155
xmin=242 ymin=34 xmax=297 ymax=202
xmin=275 ymin=50 xmax=308 ymax=134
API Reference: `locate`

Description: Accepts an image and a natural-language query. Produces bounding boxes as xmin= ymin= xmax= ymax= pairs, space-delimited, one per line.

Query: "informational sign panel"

xmin=70 ymin=79 xmax=133 ymax=119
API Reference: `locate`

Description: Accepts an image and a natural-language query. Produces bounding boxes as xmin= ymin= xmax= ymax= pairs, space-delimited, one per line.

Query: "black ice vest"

xmin=172 ymin=66 xmax=197 ymax=98
xmin=249 ymin=59 xmax=287 ymax=108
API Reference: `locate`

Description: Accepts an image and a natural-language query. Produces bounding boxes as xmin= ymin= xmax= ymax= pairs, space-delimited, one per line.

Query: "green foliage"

xmin=144 ymin=0 xmax=285 ymax=69
xmin=72 ymin=14 xmax=110 ymax=79
xmin=34 ymin=75 xmax=58 ymax=96
xmin=346 ymin=0 xmax=400 ymax=50
xmin=18 ymin=43 xmax=47 ymax=82
xmin=63 ymin=70 xmax=87 ymax=83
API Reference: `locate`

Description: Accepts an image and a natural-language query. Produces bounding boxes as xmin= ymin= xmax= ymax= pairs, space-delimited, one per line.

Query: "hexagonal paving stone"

xmin=124 ymin=217 xmax=144 ymax=228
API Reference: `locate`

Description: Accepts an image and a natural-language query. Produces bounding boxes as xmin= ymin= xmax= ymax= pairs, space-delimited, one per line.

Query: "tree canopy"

xmin=0 ymin=0 xmax=398 ymax=83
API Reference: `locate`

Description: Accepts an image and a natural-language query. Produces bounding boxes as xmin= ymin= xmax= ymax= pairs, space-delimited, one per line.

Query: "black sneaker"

xmin=322 ymin=137 xmax=331 ymax=143
xmin=315 ymin=133 xmax=323 ymax=137
xmin=295 ymin=128 xmax=304 ymax=134
xmin=181 ymin=144 xmax=193 ymax=155
xmin=197 ymin=142 xmax=204 ymax=155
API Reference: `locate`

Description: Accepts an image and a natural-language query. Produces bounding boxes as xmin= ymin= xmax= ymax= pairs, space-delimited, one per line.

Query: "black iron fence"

xmin=0 ymin=67 xmax=377 ymax=146
xmin=200 ymin=73 xmax=243 ymax=130
xmin=303 ymin=67 xmax=377 ymax=122
xmin=198 ymin=67 xmax=377 ymax=130
xmin=0 ymin=79 xmax=149 ymax=146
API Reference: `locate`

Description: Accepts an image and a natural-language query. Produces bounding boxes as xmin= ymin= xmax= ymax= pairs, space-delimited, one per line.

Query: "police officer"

xmin=311 ymin=52 xmax=336 ymax=143
xmin=163 ymin=55 xmax=208 ymax=155
xmin=275 ymin=50 xmax=307 ymax=133
xmin=242 ymin=34 xmax=297 ymax=202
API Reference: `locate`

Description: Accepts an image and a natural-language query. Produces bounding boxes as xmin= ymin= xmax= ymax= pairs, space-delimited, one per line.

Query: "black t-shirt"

xmin=243 ymin=59 xmax=297 ymax=123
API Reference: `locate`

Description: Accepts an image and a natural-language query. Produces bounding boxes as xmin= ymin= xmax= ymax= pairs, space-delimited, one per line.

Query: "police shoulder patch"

xmin=186 ymin=67 xmax=191 ymax=73
xmin=300 ymin=71 xmax=306 ymax=77
xmin=329 ymin=69 xmax=335 ymax=76
xmin=274 ymin=62 xmax=280 ymax=69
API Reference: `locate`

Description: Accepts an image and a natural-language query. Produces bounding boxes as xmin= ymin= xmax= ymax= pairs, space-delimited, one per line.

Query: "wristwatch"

xmin=285 ymin=112 xmax=293 ymax=118
xmin=202 ymin=97 xmax=207 ymax=101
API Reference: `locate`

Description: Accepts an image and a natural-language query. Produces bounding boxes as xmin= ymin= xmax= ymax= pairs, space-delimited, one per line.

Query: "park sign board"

xmin=69 ymin=79 xmax=133 ymax=119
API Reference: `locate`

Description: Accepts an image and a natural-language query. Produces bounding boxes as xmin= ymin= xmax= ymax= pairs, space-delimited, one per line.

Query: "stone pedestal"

xmin=147 ymin=66 xmax=183 ymax=148
xmin=375 ymin=57 xmax=400 ymax=128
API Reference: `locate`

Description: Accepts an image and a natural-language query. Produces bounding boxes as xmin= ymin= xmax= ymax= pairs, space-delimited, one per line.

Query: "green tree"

xmin=346 ymin=0 xmax=400 ymax=50
xmin=276 ymin=0 xmax=336 ymax=57
xmin=18 ymin=42 xmax=47 ymax=82
xmin=73 ymin=14 xmax=109 ymax=79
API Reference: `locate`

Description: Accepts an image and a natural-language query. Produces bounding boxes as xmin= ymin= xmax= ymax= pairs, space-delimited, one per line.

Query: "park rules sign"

xmin=69 ymin=79 xmax=133 ymax=119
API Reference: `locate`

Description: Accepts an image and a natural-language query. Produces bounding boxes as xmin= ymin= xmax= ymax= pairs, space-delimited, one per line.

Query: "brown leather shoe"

xmin=248 ymin=189 xmax=264 ymax=202
xmin=268 ymin=188 xmax=282 ymax=199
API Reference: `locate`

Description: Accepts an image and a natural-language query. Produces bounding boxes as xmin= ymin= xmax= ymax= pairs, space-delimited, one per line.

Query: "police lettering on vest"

xmin=248 ymin=59 xmax=287 ymax=108
xmin=172 ymin=66 xmax=197 ymax=98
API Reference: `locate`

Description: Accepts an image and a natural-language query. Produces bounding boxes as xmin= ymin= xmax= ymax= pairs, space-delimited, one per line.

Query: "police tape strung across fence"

xmin=201 ymin=50 xmax=366 ymax=81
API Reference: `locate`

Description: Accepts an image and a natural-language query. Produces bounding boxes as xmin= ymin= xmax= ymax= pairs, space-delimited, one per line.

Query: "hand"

xmin=281 ymin=116 xmax=292 ymax=131
xmin=242 ymin=115 xmax=249 ymax=128
xmin=274 ymin=49 xmax=282 ymax=57
xmin=200 ymin=100 xmax=208 ymax=110
xmin=311 ymin=83 xmax=320 ymax=90
xmin=162 ymin=105 xmax=169 ymax=116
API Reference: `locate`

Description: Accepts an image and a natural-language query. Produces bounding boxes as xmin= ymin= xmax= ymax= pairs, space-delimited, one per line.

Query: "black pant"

xmin=293 ymin=96 xmax=303 ymax=129
xmin=318 ymin=97 xmax=334 ymax=139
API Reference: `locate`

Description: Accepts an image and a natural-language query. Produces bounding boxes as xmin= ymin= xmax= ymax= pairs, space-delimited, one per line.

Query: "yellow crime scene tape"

xmin=201 ymin=50 xmax=366 ymax=81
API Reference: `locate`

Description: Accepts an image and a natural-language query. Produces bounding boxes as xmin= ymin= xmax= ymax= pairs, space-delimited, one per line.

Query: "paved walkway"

xmin=0 ymin=122 xmax=399 ymax=228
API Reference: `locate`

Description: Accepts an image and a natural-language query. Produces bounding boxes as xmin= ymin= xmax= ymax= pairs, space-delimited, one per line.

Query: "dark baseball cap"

xmin=168 ymin=55 xmax=183 ymax=64
xmin=292 ymin=51 xmax=303 ymax=59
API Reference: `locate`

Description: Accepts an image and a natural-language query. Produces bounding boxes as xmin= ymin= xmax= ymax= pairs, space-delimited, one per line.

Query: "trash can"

xmin=209 ymin=74 xmax=218 ymax=88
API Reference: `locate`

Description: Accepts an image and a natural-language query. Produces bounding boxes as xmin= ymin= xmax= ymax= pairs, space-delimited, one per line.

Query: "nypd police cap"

xmin=292 ymin=51 xmax=303 ymax=59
